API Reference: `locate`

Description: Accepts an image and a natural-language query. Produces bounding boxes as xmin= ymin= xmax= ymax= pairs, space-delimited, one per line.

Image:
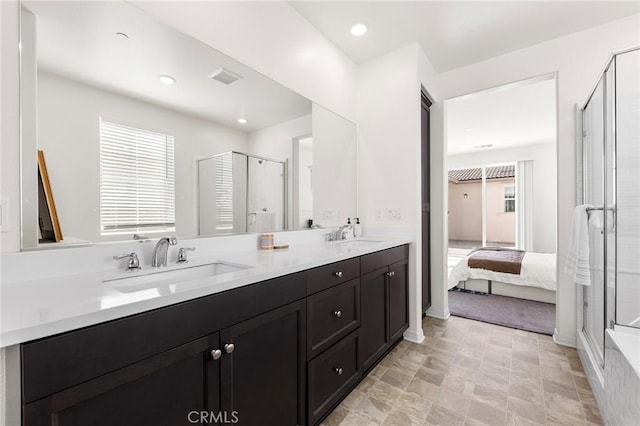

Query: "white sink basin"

xmin=333 ymin=239 xmax=383 ymax=251
xmin=103 ymin=261 xmax=252 ymax=293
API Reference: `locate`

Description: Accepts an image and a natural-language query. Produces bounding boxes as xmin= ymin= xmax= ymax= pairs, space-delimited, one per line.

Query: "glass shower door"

xmin=247 ymin=157 xmax=285 ymax=233
xmin=582 ymin=77 xmax=606 ymax=366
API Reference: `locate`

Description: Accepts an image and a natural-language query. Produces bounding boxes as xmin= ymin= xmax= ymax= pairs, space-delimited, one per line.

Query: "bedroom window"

xmin=504 ymin=186 xmax=516 ymax=212
xmin=99 ymin=118 xmax=175 ymax=235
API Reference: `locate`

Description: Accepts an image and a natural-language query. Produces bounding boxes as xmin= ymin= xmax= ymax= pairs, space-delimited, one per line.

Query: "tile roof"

xmin=448 ymin=165 xmax=515 ymax=182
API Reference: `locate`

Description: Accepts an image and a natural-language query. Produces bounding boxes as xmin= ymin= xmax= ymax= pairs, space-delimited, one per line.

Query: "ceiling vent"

xmin=209 ymin=68 xmax=242 ymax=85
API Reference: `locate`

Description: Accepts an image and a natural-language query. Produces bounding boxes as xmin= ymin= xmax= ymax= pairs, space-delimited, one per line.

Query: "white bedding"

xmin=448 ymin=251 xmax=557 ymax=291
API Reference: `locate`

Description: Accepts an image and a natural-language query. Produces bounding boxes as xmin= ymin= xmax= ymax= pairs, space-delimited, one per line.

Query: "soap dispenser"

xmin=354 ymin=218 xmax=362 ymax=238
xmin=345 ymin=218 xmax=355 ymax=239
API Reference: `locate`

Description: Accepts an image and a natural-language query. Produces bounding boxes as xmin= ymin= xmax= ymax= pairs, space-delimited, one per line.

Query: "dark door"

xmin=220 ymin=300 xmax=306 ymax=426
xmin=388 ymin=259 xmax=409 ymax=343
xmin=359 ymin=267 xmax=389 ymax=372
xmin=421 ymin=88 xmax=432 ymax=313
xmin=24 ymin=334 xmax=220 ymax=426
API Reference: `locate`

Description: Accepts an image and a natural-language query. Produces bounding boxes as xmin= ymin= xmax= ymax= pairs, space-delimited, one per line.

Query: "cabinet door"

xmin=24 ymin=334 xmax=220 ymax=426
xmin=220 ymin=300 xmax=306 ymax=426
xmin=388 ymin=259 xmax=409 ymax=343
xmin=359 ymin=267 xmax=389 ymax=372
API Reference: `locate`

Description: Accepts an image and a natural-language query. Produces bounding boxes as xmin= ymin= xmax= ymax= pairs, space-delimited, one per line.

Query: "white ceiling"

xmin=25 ymin=1 xmax=311 ymax=132
xmin=447 ymin=77 xmax=556 ymax=155
xmin=289 ymin=1 xmax=640 ymax=72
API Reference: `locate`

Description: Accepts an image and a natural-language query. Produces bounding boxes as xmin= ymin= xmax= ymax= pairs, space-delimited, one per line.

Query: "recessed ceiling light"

xmin=464 ymin=127 xmax=473 ymax=131
xmin=115 ymin=32 xmax=129 ymax=40
xmin=350 ymin=23 xmax=368 ymax=37
xmin=237 ymin=118 xmax=248 ymax=124
xmin=159 ymin=75 xmax=176 ymax=85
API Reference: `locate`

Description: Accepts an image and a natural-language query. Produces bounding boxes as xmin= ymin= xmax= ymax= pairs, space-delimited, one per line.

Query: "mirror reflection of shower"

xmin=198 ymin=151 xmax=286 ymax=235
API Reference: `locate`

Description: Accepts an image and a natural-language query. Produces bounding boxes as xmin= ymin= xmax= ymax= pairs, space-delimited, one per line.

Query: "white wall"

xmin=448 ymin=143 xmax=557 ymax=253
xmin=357 ymin=43 xmax=440 ymax=342
xmin=434 ymin=14 xmax=640 ymax=346
xmin=247 ymin=114 xmax=312 ymax=229
xmin=132 ymin=1 xmax=358 ymax=122
xmin=37 ymin=72 xmax=249 ymax=243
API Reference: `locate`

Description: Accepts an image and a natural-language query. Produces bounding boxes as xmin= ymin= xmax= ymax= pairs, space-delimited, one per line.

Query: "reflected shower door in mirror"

xmin=20 ymin=1 xmax=357 ymax=249
xmin=198 ymin=153 xmax=286 ymax=235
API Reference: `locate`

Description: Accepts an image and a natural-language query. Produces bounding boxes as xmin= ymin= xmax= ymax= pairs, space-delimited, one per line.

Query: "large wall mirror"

xmin=20 ymin=1 xmax=357 ymax=249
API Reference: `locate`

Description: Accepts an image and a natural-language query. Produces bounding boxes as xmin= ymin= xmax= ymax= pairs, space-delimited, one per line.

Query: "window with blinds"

xmin=99 ymin=118 xmax=175 ymax=235
xmin=214 ymin=153 xmax=233 ymax=230
xmin=504 ymin=186 xmax=516 ymax=213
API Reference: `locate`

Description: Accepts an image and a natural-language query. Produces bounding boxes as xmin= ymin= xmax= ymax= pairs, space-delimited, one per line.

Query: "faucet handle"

xmin=113 ymin=252 xmax=141 ymax=272
xmin=177 ymin=247 xmax=195 ymax=264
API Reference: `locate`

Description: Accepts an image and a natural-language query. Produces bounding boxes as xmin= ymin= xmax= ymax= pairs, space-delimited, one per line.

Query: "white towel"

xmin=565 ymin=204 xmax=593 ymax=286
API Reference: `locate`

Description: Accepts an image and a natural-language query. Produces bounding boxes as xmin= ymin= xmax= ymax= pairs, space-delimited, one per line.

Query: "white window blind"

xmin=214 ymin=153 xmax=233 ymax=230
xmin=99 ymin=118 xmax=175 ymax=234
xmin=504 ymin=186 xmax=516 ymax=213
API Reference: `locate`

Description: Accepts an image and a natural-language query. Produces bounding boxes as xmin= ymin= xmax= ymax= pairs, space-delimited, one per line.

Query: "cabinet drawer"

xmin=306 ymin=257 xmax=360 ymax=295
xmin=307 ymin=278 xmax=360 ymax=358
xmin=361 ymin=245 xmax=408 ymax=275
xmin=308 ymin=331 xmax=360 ymax=425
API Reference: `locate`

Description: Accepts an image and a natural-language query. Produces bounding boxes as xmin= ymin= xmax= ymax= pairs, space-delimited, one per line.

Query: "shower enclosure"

xmin=580 ymin=47 xmax=640 ymax=366
xmin=197 ymin=152 xmax=286 ymax=235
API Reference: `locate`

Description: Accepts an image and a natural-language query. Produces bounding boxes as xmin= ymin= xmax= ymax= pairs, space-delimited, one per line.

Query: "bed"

xmin=448 ymin=248 xmax=557 ymax=304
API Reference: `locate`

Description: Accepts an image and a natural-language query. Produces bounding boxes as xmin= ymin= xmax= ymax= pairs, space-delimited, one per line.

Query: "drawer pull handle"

xmin=386 ymin=271 xmax=395 ymax=277
xmin=334 ymin=367 xmax=343 ymax=376
xmin=334 ymin=271 xmax=343 ymax=278
xmin=210 ymin=349 xmax=222 ymax=360
xmin=333 ymin=310 xmax=342 ymax=318
xmin=224 ymin=343 xmax=235 ymax=354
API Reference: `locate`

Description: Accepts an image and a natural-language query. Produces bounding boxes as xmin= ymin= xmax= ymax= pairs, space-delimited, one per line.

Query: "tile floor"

xmin=321 ymin=316 xmax=603 ymax=426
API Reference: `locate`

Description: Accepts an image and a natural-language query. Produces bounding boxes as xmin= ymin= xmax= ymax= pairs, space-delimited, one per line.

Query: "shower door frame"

xmin=197 ymin=151 xmax=288 ymax=234
xmin=579 ymin=46 xmax=639 ymax=367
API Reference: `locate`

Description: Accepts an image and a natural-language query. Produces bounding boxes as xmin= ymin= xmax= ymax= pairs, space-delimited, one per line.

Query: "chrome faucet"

xmin=152 ymin=236 xmax=177 ymax=267
xmin=326 ymin=225 xmax=353 ymax=241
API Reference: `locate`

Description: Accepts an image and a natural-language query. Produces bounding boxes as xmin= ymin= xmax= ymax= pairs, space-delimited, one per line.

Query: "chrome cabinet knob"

xmin=333 ymin=310 xmax=342 ymax=318
xmin=334 ymin=271 xmax=343 ymax=278
xmin=386 ymin=271 xmax=395 ymax=277
xmin=224 ymin=343 xmax=235 ymax=354
xmin=334 ymin=367 xmax=343 ymax=376
xmin=210 ymin=349 xmax=222 ymax=360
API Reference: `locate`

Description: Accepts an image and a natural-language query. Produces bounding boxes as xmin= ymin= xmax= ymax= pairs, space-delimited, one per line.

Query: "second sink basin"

xmin=103 ymin=261 xmax=252 ymax=293
xmin=333 ymin=239 xmax=383 ymax=252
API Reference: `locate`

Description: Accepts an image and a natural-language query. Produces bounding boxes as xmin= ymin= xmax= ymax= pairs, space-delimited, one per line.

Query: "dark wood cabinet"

xmin=388 ymin=259 xmax=409 ymax=342
xmin=359 ymin=247 xmax=409 ymax=375
xmin=307 ymin=278 xmax=360 ymax=358
xmin=220 ymin=300 xmax=306 ymax=426
xmin=24 ymin=333 xmax=220 ymax=426
xmin=359 ymin=266 xmax=388 ymax=373
xmin=308 ymin=331 xmax=360 ymax=425
xmin=21 ymin=245 xmax=409 ymax=426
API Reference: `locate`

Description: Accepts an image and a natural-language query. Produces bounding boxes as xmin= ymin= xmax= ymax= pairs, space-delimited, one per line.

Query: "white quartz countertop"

xmin=0 ymin=237 xmax=410 ymax=348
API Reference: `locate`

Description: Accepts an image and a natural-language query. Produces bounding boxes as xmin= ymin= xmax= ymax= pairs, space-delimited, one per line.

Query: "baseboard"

xmin=425 ymin=306 xmax=450 ymax=320
xmin=403 ymin=328 xmax=425 ymax=344
xmin=553 ymin=329 xmax=577 ymax=348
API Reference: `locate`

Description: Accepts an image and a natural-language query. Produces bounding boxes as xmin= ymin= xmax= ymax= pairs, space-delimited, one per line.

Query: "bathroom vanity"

xmin=6 ymin=240 xmax=409 ymax=426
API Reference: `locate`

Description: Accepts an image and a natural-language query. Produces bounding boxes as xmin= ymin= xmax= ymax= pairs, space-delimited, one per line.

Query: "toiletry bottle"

xmin=354 ymin=218 xmax=362 ymax=238
xmin=346 ymin=218 xmax=354 ymax=239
